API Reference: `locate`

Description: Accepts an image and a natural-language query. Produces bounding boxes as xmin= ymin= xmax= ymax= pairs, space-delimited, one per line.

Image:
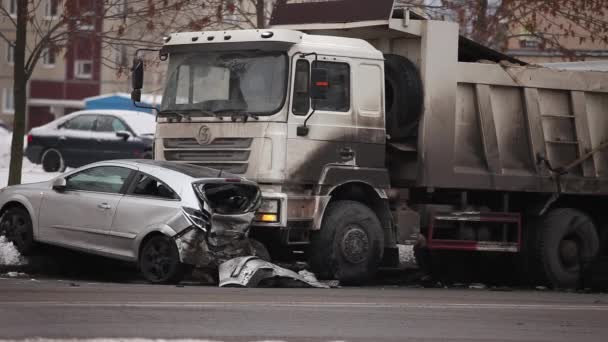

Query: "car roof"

xmin=91 ymin=159 xmax=240 ymax=179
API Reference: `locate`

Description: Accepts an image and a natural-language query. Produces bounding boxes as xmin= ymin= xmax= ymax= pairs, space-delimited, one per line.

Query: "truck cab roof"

xmin=161 ymin=29 xmax=383 ymax=60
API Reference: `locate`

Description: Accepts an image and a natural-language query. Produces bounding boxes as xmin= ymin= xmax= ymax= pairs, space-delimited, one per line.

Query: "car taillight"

xmin=27 ymin=134 xmax=33 ymax=144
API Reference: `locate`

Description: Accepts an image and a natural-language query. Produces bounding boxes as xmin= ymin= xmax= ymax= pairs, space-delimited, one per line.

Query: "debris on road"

xmin=468 ymin=283 xmax=487 ymax=290
xmin=219 ymin=256 xmax=330 ymax=288
xmin=4 ymin=271 xmax=27 ymax=278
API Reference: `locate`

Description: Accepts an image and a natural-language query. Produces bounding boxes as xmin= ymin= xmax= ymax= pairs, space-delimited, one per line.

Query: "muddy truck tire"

xmin=308 ymin=200 xmax=384 ymax=284
xmin=531 ymin=208 xmax=599 ymax=289
xmin=384 ymin=54 xmax=423 ymax=140
xmin=0 ymin=206 xmax=36 ymax=255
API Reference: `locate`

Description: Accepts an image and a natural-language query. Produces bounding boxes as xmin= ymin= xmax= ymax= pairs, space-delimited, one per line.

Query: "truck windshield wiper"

xmin=158 ymin=109 xmax=224 ymax=121
xmin=215 ymin=110 xmax=259 ymax=122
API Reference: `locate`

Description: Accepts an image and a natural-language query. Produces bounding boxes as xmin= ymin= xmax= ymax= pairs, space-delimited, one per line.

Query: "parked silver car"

xmin=0 ymin=160 xmax=261 ymax=283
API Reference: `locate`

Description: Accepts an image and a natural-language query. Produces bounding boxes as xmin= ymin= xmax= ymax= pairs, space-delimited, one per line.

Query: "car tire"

xmin=139 ymin=235 xmax=188 ymax=284
xmin=384 ymin=54 xmax=424 ymax=141
xmin=308 ymin=200 xmax=384 ymax=284
xmin=532 ymin=208 xmax=600 ymax=289
xmin=41 ymin=148 xmax=66 ymax=173
xmin=0 ymin=206 xmax=36 ymax=255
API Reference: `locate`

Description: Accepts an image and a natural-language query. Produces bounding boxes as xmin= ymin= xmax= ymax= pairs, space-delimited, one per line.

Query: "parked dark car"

xmin=25 ymin=110 xmax=156 ymax=172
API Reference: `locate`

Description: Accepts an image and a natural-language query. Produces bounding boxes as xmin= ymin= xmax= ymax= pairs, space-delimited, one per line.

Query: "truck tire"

xmin=532 ymin=208 xmax=599 ymax=289
xmin=308 ymin=200 xmax=384 ymax=284
xmin=384 ymin=54 xmax=423 ymax=140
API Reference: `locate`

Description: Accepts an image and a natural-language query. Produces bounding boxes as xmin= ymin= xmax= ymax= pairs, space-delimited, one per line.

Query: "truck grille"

xmin=163 ymin=137 xmax=252 ymax=174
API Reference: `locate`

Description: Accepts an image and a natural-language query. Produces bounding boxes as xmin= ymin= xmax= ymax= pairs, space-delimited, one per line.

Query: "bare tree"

xmin=397 ymin=0 xmax=608 ymax=53
xmin=1 ymin=0 xmax=276 ymax=185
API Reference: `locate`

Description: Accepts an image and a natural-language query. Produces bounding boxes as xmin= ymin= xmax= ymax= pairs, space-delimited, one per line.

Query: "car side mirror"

xmin=116 ymin=131 xmax=131 ymax=140
xmin=310 ymin=67 xmax=329 ymax=100
xmin=131 ymin=56 xmax=144 ymax=102
xmin=52 ymin=177 xmax=66 ymax=192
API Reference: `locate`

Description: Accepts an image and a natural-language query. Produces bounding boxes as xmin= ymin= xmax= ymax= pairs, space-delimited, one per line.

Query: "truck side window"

xmin=312 ymin=61 xmax=350 ymax=112
xmin=292 ymin=59 xmax=310 ymax=115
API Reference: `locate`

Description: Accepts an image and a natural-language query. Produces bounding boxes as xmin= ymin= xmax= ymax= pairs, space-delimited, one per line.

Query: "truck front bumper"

xmin=251 ymin=192 xmax=331 ymax=245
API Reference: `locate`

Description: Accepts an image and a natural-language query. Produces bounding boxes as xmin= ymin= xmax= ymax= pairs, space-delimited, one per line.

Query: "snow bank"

xmin=0 ymin=129 xmax=12 ymax=169
xmin=0 ymin=235 xmax=26 ymax=266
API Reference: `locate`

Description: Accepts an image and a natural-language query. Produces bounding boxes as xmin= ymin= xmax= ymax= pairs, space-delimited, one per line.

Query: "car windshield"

xmin=161 ymin=51 xmax=287 ymax=116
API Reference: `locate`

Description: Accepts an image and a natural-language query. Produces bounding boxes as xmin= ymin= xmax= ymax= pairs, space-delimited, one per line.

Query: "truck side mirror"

xmin=131 ymin=56 xmax=144 ymax=102
xmin=310 ymin=68 xmax=329 ymax=100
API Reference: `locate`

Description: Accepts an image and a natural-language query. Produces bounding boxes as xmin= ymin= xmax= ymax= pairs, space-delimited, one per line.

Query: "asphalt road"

xmin=0 ymin=277 xmax=607 ymax=341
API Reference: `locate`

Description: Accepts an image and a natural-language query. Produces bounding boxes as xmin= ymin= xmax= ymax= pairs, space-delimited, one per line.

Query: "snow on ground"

xmin=0 ymin=236 xmax=26 ymax=266
xmin=0 ymin=131 xmax=61 ymax=187
xmin=398 ymin=244 xmax=416 ymax=266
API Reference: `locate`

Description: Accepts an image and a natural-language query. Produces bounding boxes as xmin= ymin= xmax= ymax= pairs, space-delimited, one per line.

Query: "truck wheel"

xmin=384 ymin=54 xmax=423 ymax=140
xmin=0 ymin=206 xmax=36 ymax=255
xmin=533 ymin=208 xmax=599 ymax=289
xmin=139 ymin=235 xmax=188 ymax=284
xmin=41 ymin=148 xmax=66 ymax=173
xmin=309 ymin=200 xmax=384 ymax=284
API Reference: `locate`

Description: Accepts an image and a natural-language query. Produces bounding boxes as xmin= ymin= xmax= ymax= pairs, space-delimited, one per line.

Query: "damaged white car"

xmin=0 ymin=159 xmax=265 ymax=283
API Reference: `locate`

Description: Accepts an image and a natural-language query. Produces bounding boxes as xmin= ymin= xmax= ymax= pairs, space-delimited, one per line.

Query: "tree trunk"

xmin=256 ymin=0 xmax=265 ymax=28
xmin=8 ymin=0 xmax=28 ymax=186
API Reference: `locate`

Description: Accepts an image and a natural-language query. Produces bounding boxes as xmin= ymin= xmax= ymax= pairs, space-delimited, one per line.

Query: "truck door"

xmin=286 ymin=56 xmax=355 ymax=184
xmin=353 ymin=62 xmax=386 ymax=169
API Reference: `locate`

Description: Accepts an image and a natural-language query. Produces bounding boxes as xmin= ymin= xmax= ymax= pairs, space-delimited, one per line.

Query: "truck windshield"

xmin=161 ymin=51 xmax=287 ymax=116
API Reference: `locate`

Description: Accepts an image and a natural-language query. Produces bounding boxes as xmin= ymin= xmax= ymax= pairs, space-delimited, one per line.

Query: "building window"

xmin=44 ymin=0 xmax=60 ymax=19
xmin=2 ymin=88 xmax=14 ymax=114
xmin=42 ymin=47 xmax=56 ymax=67
xmin=6 ymin=42 xmax=14 ymax=64
xmin=74 ymin=60 xmax=93 ymax=79
xmin=7 ymin=0 xmax=17 ymax=17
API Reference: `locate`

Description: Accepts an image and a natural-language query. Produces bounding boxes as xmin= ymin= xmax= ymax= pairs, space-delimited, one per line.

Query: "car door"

xmin=57 ymin=114 xmax=97 ymax=167
xmin=107 ymin=171 xmax=182 ymax=260
xmin=286 ymin=57 xmax=355 ymax=184
xmin=93 ymin=115 xmax=136 ymax=161
xmin=37 ymin=165 xmax=135 ymax=254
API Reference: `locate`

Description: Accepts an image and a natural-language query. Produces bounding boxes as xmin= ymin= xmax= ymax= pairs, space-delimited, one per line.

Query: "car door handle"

xmin=97 ymin=203 xmax=112 ymax=210
xmin=59 ymin=136 xmax=67 ymax=141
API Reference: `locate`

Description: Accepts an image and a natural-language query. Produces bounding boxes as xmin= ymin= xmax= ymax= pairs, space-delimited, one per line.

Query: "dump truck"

xmin=130 ymin=5 xmax=608 ymax=288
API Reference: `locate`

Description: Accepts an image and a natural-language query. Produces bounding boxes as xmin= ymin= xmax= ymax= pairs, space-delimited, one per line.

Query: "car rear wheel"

xmin=41 ymin=148 xmax=66 ymax=173
xmin=139 ymin=235 xmax=188 ymax=284
xmin=0 ymin=206 xmax=36 ymax=255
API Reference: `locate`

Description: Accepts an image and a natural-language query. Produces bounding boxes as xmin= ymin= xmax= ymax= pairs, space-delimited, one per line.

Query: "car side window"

xmin=312 ymin=61 xmax=350 ymax=112
xmin=131 ymin=172 xmax=178 ymax=200
xmin=66 ymin=166 xmax=132 ymax=194
xmin=96 ymin=116 xmax=128 ymax=132
xmin=62 ymin=115 xmax=95 ymax=130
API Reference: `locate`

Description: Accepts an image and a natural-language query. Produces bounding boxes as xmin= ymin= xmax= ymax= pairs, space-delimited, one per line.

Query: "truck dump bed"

xmin=402 ymin=61 xmax=608 ymax=195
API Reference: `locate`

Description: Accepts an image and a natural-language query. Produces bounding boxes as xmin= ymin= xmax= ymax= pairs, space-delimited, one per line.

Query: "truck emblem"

xmin=196 ymin=126 xmax=212 ymax=145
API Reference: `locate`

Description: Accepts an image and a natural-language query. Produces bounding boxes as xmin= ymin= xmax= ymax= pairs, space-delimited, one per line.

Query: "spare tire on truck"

xmin=532 ymin=208 xmax=599 ymax=289
xmin=383 ymin=54 xmax=424 ymax=140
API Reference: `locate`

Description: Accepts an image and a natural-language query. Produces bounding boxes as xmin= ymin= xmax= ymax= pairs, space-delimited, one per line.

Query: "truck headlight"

xmin=254 ymin=198 xmax=280 ymax=223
